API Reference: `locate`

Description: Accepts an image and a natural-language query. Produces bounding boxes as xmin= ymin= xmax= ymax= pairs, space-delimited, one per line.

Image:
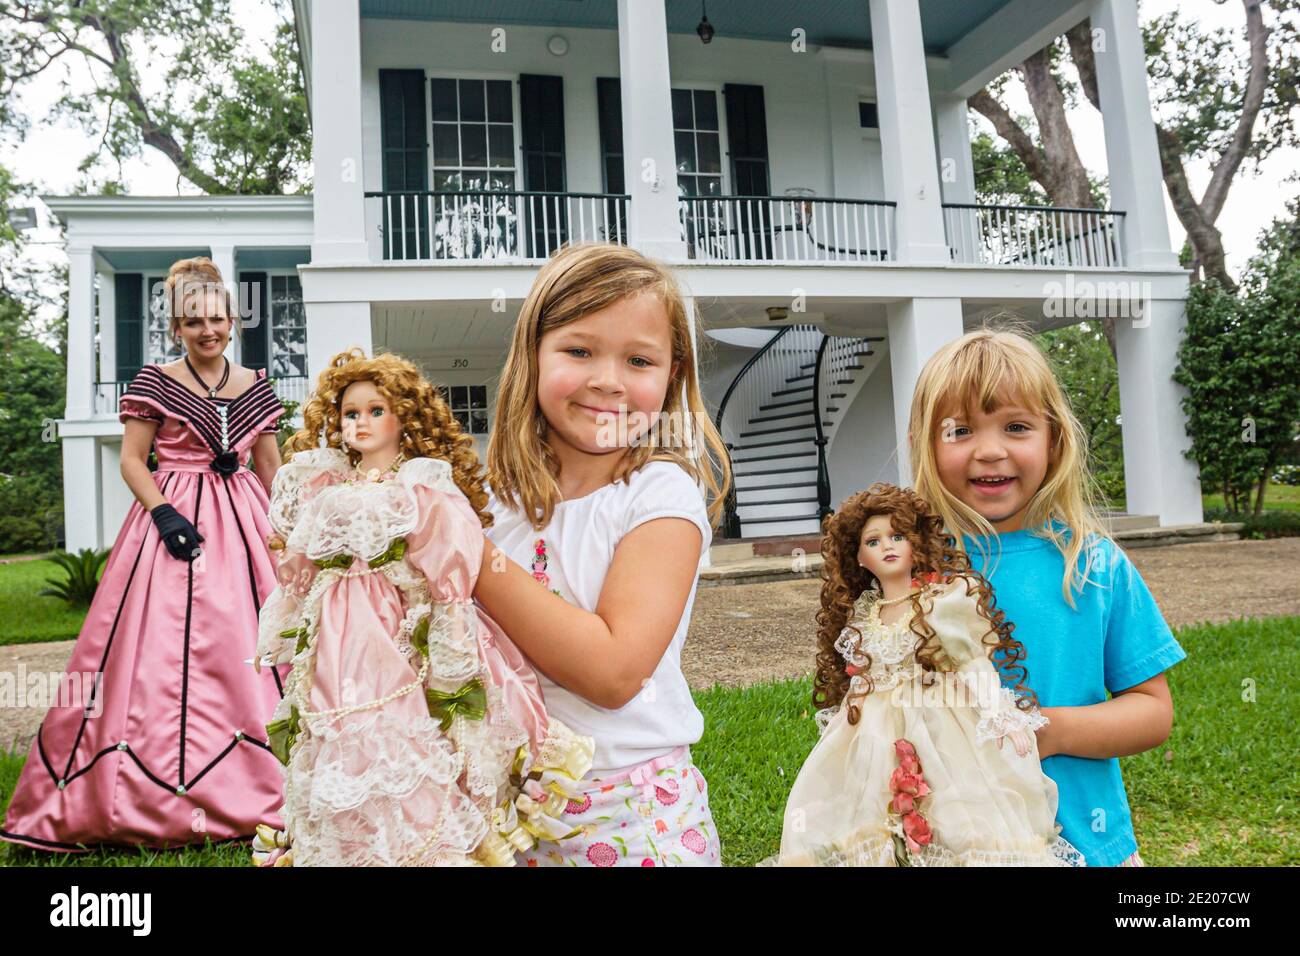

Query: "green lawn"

xmin=3 ymin=615 xmax=1296 ymax=867
xmin=1201 ymin=481 xmax=1300 ymax=514
xmin=0 ymin=559 xmax=95 ymax=647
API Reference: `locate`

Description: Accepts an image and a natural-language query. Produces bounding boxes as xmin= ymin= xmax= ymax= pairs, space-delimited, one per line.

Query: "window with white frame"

xmin=269 ymin=274 xmax=307 ymax=377
xmin=435 ymin=384 xmax=489 ymax=436
xmin=430 ymin=78 xmax=517 ymax=193
xmin=672 ymin=88 xmax=723 ymax=197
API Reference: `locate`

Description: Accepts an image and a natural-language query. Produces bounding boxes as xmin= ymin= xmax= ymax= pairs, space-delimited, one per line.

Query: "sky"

xmin=8 ymin=0 xmax=1297 ymax=296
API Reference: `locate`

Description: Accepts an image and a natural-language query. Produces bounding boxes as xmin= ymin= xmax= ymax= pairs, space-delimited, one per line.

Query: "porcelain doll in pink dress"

xmin=249 ymin=349 xmax=593 ymax=866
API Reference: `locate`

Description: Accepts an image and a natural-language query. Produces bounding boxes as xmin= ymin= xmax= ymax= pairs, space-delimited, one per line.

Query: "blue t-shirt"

xmin=962 ymin=525 xmax=1186 ymax=867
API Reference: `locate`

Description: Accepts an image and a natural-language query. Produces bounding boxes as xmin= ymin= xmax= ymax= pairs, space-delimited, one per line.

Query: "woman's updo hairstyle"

xmin=164 ymin=256 xmax=237 ymax=339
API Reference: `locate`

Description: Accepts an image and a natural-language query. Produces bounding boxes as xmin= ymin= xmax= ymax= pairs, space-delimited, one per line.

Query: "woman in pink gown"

xmin=1 ymin=258 xmax=290 ymax=853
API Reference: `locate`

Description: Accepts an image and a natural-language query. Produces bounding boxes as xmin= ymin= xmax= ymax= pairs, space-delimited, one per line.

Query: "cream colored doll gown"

xmin=777 ymin=578 xmax=1084 ymax=866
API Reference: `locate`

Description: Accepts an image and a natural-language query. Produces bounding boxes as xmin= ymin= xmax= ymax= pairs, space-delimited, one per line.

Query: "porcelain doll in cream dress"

xmin=776 ymin=484 xmax=1083 ymax=867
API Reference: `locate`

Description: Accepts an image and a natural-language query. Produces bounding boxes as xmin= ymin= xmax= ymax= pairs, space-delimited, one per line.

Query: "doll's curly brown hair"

xmin=284 ymin=349 xmax=492 ymax=527
xmin=813 ymin=482 xmax=1035 ymax=725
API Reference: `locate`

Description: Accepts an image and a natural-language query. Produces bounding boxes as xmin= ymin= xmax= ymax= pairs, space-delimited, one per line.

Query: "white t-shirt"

xmin=484 ymin=460 xmax=712 ymax=774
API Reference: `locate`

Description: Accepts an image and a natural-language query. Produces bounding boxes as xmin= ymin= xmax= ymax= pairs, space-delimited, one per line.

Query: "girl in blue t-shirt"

xmin=905 ymin=327 xmax=1186 ymax=867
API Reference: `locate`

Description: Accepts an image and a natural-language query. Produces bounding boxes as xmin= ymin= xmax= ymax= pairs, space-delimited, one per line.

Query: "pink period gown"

xmin=1 ymin=365 xmax=290 ymax=852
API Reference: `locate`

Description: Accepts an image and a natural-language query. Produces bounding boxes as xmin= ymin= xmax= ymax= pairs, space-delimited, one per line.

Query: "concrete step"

xmin=1112 ymin=521 xmax=1243 ymax=549
xmin=738 ymin=515 xmax=823 ymax=538
xmin=1102 ymin=512 xmax=1159 ymax=532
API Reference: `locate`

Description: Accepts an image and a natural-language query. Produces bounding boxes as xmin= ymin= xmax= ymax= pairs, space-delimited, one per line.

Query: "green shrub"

xmin=1205 ymin=508 xmax=1300 ymax=539
xmin=0 ymin=475 xmax=62 ymax=553
xmin=38 ymin=548 xmax=109 ymax=607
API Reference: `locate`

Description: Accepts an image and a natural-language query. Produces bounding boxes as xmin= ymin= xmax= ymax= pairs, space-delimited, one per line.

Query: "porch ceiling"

xmin=372 ymin=302 xmax=519 ymax=355
xmin=358 ymin=0 xmax=1016 ymax=54
xmin=96 ymin=248 xmax=210 ymax=271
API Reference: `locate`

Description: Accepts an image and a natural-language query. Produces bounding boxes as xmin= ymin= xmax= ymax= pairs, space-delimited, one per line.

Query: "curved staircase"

xmin=716 ymin=324 xmax=885 ymax=538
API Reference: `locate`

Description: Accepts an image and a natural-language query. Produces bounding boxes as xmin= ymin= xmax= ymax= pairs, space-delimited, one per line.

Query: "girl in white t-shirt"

xmin=472 ymin=242 xmax=732 ymax=866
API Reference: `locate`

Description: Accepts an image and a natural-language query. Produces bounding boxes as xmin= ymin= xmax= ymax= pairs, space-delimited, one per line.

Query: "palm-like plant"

xmin=39 ymin=548 xmax=110 ymax=607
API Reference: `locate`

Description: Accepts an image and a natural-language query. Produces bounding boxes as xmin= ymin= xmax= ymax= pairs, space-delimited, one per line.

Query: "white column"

xmin=617 ymin=0 xmax=687 ymax=259
xmin=886 ymin=297 xmax=965 ymax=486
xmin=1114 ymin=298 xmax=1203 ymax=525
xmin=66 ymin=246 xmax=96 ymax=421
xmin=210 ymin=243 xmax=239 ymax=363
xmin=63 ymin=436 xmax=102 ymax=552
xmin=96 ymin=265 xmax=116 ymax=393
xmin=310 ymin=0 xmax=369 ymax=265
xmin=1091 ymin=0 xmax=1178 ymax=268
xmin=933 ymin=95 xmax=976 ymax=204
xmin=869 ymin=0 xmax=950 ymax=264
xmin=305 ymin=301 xmax=373 ymax=382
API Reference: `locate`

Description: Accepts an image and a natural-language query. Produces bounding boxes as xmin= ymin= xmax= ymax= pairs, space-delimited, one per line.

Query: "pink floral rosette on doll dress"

xmin=250 ymin=448 xmax=593 ymax=866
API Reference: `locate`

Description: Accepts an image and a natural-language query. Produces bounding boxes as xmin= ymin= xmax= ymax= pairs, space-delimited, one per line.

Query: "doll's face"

xmin=857 ymin=514 xmax=914 ymax=583
xmin=535 ymin=292 xmax=677 ymax=457
xmin=340 ymin=380 xmax=402 ymax=458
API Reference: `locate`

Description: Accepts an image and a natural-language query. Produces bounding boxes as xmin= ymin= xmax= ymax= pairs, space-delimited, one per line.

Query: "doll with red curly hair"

xmin=249 ymin=349 xmax=592 ymax=866
xmin=776 ymin=483 xmax=1083 ymax=866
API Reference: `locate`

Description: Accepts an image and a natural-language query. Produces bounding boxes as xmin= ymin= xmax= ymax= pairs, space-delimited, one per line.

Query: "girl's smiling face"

xmin=536 ymin=292 xmax=676 ymax=456
xmin=339 ymin=380 xmax=402 ymax=458
xmin=857 ymin=514 xmax=914 ymax=582
xmin=933 ymin=396 xmax=1054 ymax=533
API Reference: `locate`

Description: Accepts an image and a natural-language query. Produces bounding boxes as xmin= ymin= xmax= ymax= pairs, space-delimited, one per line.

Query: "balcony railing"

xmin=93 ymin=380 xmax=128 ymax=416
xmin=942 ymin=203 xmax=1126 ymax=269
xmin=366 ymin=189 xmax=629 ymax=262
xmin=270 ymin=374 xmax=309 ymax=408
xmin=679 ymin=196 xmax=896 ymax=263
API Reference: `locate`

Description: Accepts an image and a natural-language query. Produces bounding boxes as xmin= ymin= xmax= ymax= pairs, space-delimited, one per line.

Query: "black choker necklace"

xmin=185 ymin=354 xmax=231 ymax=399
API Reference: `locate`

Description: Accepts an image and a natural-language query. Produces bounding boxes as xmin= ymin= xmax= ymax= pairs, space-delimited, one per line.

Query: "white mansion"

xmin=52 ymin=0 xmax=1202 ymax=551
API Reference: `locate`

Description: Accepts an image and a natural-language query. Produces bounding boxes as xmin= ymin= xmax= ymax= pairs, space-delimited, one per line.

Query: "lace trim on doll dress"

xmin=974 ymin=685 xmax=1050 ymax=745
xmin=778 ymin=820 xmax=1087 ymax=867
xmin=815 ymin=594 xmax=928 ymax=734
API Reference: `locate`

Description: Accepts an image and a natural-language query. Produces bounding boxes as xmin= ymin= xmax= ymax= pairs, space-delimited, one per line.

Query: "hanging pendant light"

xmin=697 ymin=1 xmax=714 ymax=44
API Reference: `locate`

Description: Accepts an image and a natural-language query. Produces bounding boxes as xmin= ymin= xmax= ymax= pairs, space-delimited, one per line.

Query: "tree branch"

xmin=1201 ymin=0 xmax=1270 ymax=222
xmin=968 ymin=88 xmax=1056 ymax=189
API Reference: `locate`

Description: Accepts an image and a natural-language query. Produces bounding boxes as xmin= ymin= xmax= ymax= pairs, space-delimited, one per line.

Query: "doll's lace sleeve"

xmin=268 ymin=447 xmax=349 ymax=539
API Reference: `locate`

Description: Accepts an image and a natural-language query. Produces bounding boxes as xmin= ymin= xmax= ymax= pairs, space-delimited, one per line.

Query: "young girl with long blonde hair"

xmin=472 ymin=242 xmax=732 ymax=866
xmin=907 ymin=327 xmax=1185 ymax=867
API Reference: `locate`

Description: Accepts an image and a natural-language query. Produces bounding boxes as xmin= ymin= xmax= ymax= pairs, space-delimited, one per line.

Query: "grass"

xmin=1201 ymin=481 xmax=1300 ymax=515
xmin=3 ymin=615 xmax=1296 ymax=867
xmin=0 ymin=559 xmax=96 ymax=647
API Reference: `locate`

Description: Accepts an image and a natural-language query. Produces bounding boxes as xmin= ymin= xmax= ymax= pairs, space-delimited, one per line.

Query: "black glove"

xmin=151 ymin=503 xmax=204 ymax=562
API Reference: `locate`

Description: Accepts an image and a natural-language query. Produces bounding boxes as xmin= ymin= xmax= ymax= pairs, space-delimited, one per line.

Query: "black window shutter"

xmin=724 ymin=84 xmax=772 ymax=259
xmin=596 ymin=76 xmax=628 ymax=245
xmin=520 ymin=74 xmax=567 ymax=256
xmin=379 ymin=69 xmax=428 ymax=259
xmin=114 ymin=273 xmax=144 ymax=382
xmin=596 ymin=77 xmax=624 ymax=194
xmin=724 ymin=84 xmax=770 ymax=195
xmin=239 ymin=271 xmax=269 ymax=372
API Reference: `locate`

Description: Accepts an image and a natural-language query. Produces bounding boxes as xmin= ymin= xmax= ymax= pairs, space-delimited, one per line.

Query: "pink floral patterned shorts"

xmin=517 ymin=746 xmax=722 ymax=867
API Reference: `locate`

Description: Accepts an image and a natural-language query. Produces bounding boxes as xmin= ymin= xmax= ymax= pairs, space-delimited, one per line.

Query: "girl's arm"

xmin=474 ymin=517 xmax=702 ymax=710
xmin=120 ymin=418 xmax=167 ymax=510
xmin=250 ymin=432 xmax=282 ymax=495
xmin=1036 ymin=672 xmax=1174 ymax=759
